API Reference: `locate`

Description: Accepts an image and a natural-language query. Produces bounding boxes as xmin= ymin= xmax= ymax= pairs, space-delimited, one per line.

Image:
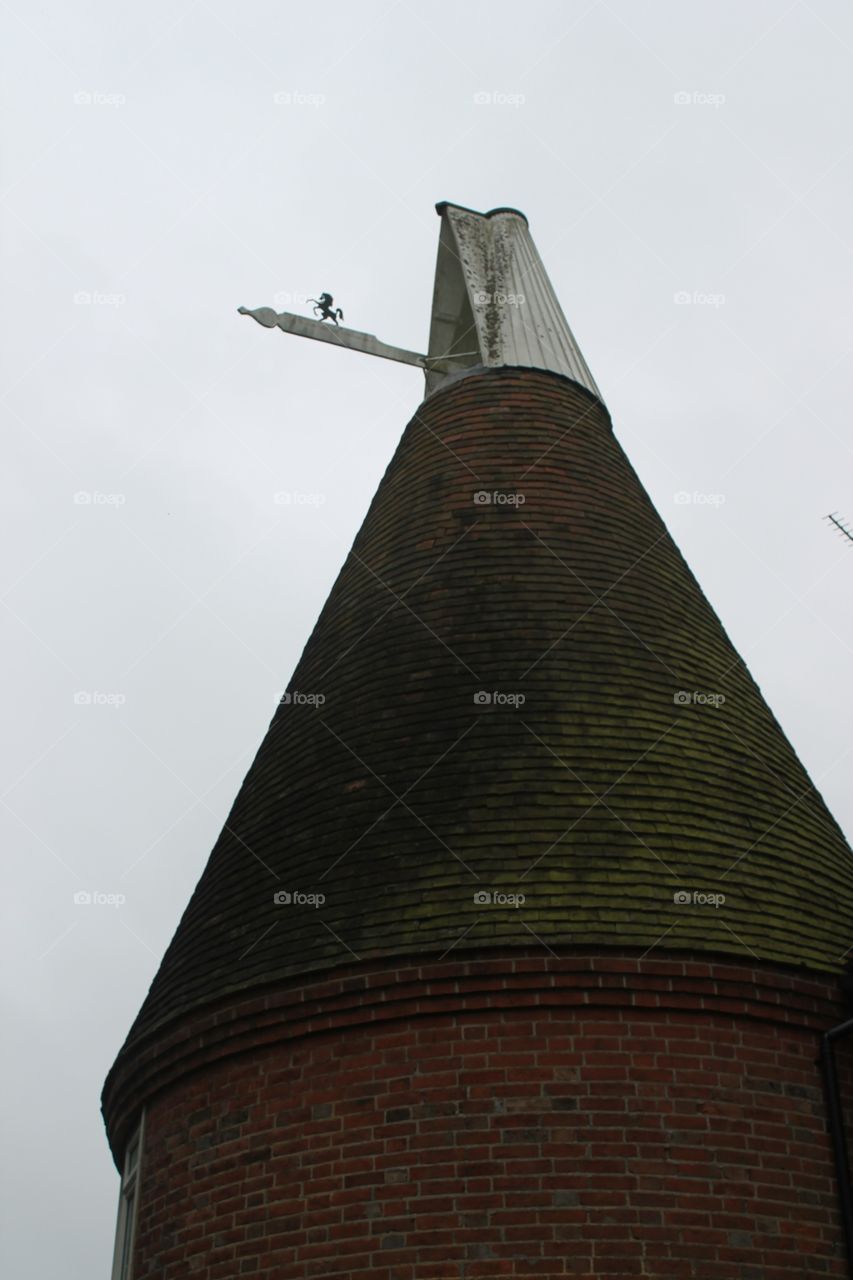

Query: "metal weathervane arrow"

xmin=237 ymin=291 xmax=468 ymax=375
xmin=236 ymin=201 xmax=606 ymax=399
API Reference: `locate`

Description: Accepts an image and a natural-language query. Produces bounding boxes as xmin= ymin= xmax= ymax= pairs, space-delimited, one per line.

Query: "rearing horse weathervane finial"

xmin=310 ymin=293 xmax=344 ymax=325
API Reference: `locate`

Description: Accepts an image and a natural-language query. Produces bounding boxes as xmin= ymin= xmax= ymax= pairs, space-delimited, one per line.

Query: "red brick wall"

xmin=125 ymin=955 xmax=851 ymax=1279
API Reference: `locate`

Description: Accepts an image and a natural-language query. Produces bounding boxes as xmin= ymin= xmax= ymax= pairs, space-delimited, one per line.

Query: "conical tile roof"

xmin=108 ymin=207 xmax=853 ymax=1082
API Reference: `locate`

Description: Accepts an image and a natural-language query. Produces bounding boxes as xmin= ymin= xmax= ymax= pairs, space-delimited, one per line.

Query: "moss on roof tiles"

xmin=112 ymin=368 xmax=853 ymax=1065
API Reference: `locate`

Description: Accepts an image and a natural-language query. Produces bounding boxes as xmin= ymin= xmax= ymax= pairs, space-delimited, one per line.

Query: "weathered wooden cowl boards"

xmin=103 ymin=205 xmax=853 ymax=1279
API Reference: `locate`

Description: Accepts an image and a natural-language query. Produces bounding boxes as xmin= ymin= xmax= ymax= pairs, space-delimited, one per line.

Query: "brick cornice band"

xmin=103 ymin=949 xmax=845 ymax=1163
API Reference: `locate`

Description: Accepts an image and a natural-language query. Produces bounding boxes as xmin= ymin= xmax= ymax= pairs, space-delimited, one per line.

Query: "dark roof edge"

xmin=424 ymin=362 xmax=611 ymax=422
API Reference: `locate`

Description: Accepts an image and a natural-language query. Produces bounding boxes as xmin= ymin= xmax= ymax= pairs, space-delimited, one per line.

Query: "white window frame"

xmin=111 ymin=1110 xmax=145 ymax=1280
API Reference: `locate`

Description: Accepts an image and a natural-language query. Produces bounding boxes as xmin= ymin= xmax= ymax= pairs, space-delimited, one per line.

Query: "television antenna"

xmin=825 ymin=512 xmax=853 ymax=545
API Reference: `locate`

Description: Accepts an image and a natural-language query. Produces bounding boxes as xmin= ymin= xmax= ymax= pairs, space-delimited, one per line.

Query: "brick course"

xmin=123 ymin=954 xmax=851 ymax=1278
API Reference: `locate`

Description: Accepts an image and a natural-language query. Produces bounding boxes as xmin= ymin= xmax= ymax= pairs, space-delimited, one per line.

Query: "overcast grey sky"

xmin=2 ymin=1 xmax=852 ymax=1275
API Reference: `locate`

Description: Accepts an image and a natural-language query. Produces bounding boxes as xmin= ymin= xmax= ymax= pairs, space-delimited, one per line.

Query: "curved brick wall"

xmin=125 ymin=953 xmax=851 ymax=1278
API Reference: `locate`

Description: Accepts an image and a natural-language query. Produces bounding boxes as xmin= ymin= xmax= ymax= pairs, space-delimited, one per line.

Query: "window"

xmin=111 ymin=1112 xmax=144 ymax=1280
